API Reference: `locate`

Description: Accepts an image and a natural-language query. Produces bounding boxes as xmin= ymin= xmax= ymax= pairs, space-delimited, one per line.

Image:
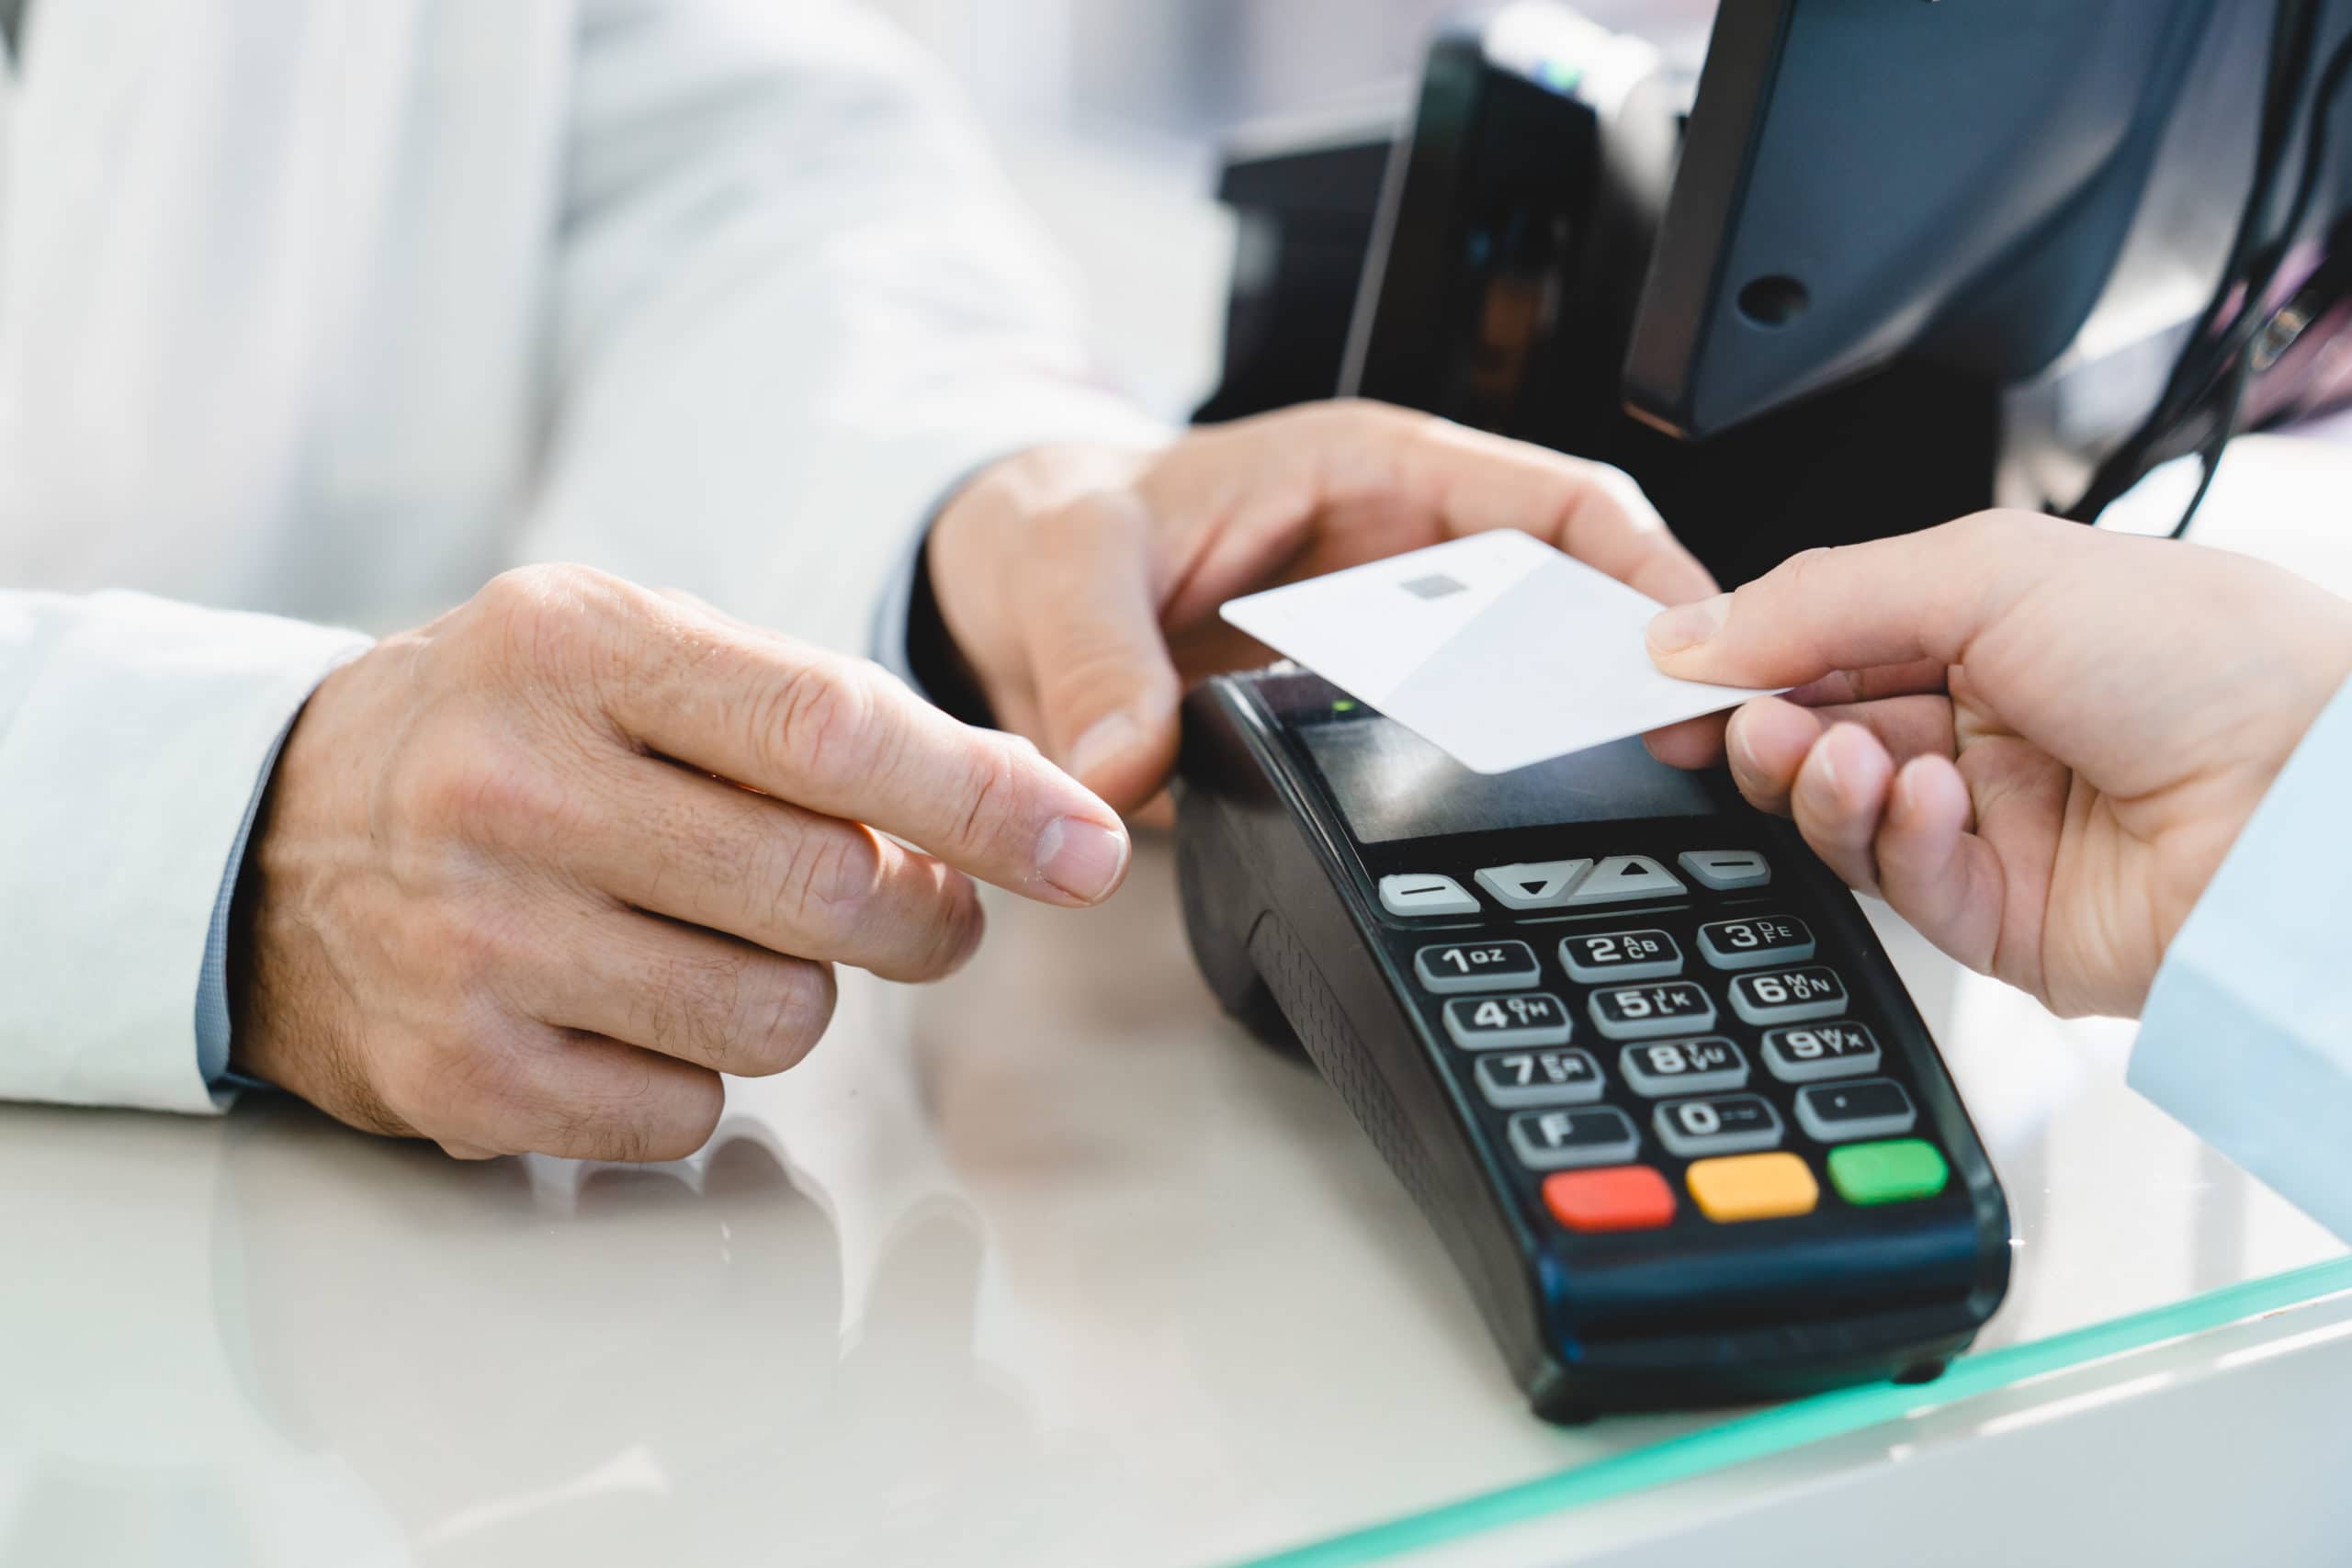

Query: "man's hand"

xmin=927 ymin=400 xmax=1716 ymax=811
xmin=1643 ymin=513 xmax=2352 ymax=1017
xmin=230 ymin=566 xmax=1130 ymax=1161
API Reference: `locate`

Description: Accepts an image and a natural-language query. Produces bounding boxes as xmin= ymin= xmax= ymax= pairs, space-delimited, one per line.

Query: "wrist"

xmin=224 ymin=651 xmax=370 ymax=1109
xmin=908 ymin=527 xmax=997 ymax=728
xmin=924 ymin=443 xmax=1156 ymax=726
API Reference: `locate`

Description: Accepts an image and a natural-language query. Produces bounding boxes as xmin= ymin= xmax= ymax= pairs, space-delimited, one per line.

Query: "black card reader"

xmin=1175 ymin=668 xmax=2011 ymax=1420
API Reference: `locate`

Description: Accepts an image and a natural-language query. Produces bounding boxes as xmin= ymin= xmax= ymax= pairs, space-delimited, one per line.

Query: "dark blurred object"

xmin=1201 ymin=4 xmax=1997 ymax=587
xmin=1194 ymin=110 xmax=1397 ymax=423
xmin=1198 ymin=1 xmax=2352 ymax=581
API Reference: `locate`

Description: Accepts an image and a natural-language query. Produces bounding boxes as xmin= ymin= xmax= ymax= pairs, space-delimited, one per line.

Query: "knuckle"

xmin=756 ymin=657 xmax=876 ymax=776
xmin=380 ymin=1017 xmax=526 ymax=1137
xmin=409 ymin=743 xmax=578 ymax=845
xmin=725 ymin=961 xmax=838 ymax=1077
xmin=1323 ymin=395 xmax=1414 ymax=432
xmin=521 ymin=1052 xmax=694 ymax=1165
xmin=467 ymin=565 xmax=622 ymax=666
xmin=949 ymin=740 xmax=1026 ymax=859
xmin=916 ymin=881 xmax=985 ymax=981
xmin=635 ymin=943 xmax=744 ymax=1065
xmin=765 ymin=822 xmax=882 ymax=939
xmin=1774 ymin=545 xmax=1840 ymax=594
xmin=656 ymin=1074 xmax=728 ymax=1161
xmin=1941 ymin=509 xmax=2026 ymax=561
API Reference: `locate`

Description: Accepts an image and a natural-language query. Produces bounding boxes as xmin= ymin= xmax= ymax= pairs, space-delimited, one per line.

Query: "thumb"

xmin=1645 ymin=513 xmax=2056 ymax=689
xmin=1021 ymin=492 xmax=1184 ymax=813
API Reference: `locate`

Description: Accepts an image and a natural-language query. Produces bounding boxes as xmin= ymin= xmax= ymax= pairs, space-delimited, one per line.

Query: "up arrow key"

xmin=1563 ymin=855 xmax=1689 ymax=907
xmin=1475 ymin=859 xmax=1593 ymax=911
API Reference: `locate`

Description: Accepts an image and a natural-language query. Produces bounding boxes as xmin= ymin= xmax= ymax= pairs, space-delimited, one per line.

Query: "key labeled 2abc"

xmin=1559 ymin=929 xmax=1682 ymax=983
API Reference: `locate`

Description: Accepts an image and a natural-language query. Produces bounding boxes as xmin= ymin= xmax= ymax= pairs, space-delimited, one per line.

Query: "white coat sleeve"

xmin=514 ymin=0 xmax=1171 ymax=661
xmin=2130 ymin=673 xmax=2352 ymax=1242
xmin=0 ymin=592 xmax=368 ymax=1113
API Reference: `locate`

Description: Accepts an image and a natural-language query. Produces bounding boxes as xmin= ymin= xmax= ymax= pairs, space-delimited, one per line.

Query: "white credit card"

xmin=1219 ymin=530 xmax=1779 ymax=775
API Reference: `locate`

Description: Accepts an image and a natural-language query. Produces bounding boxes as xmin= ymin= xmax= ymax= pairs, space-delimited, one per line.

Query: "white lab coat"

xmin=0 ymin=0 xmax=1164 ymax=1114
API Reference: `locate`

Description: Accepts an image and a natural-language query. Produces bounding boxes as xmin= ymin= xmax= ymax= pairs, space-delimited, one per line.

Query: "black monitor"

xmin=1624 ymin=0 xmax=2352 ymax=515
xmin=1624 ymin=0 xmax=2215 ymax=436
xmin=1328 ymin=0 xmax=2352 ymax=578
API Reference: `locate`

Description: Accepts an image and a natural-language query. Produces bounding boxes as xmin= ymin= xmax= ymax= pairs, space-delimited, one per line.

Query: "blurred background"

xmin=865 ymin=0 xmax=1714 ymax=417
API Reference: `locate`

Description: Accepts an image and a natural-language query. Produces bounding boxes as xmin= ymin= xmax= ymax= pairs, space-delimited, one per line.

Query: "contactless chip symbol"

xmin=1400 ymin=572 xmax=1468 ymax=601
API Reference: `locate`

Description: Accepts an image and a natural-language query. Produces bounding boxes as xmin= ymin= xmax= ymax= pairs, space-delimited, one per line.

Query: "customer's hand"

xmin=231 ymin=566 xmax=1129 ymax=1161
xmin=1644 ymin=513 xmax=2352 ymax=1017
xmin=928 ymin=400 xmax=1715 ymax=811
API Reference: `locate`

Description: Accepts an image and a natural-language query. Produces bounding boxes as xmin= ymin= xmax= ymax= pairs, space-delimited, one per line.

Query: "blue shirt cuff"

xmin=2130 ymin=671 xmax=2352 ymax=1242
xmin=194 ymin=706 xmax=310 ymax=1105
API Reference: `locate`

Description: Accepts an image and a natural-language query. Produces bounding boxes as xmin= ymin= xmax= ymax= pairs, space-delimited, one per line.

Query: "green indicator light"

xmin=1331 ymin=699 xmax=1358 ymax=714
xmin=1538 ymin=59 xmax=1585 ymax=96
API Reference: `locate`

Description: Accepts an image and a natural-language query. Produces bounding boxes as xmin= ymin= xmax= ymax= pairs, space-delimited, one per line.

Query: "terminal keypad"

xmin=1392 ymin=846 xmax=1951 ymax=1230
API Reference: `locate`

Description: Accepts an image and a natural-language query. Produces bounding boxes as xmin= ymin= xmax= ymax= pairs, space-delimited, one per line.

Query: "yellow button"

xmin=1686 ymin=1152 xmax=1819 ymax=1222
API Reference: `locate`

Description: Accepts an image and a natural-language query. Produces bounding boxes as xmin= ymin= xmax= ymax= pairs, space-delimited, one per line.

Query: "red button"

xmin=1544 ymin=1166 xmax=1677 ymax=1233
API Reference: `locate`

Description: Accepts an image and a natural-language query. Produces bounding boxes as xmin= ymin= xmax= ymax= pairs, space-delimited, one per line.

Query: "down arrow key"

xmin=1474 ymin=859 xmax=1593 ymax=911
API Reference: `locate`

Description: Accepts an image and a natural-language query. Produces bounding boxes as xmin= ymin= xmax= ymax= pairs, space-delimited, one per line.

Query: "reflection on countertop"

xmin=2 ymin=837 xmax=2340 ymax=1568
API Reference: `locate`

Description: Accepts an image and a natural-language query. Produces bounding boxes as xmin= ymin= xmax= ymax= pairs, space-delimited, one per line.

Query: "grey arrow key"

xmin=1475 ymin=859 xmax=1592 ymax=911
xmin=1564 ymin=855 xmax=1688 ymax=908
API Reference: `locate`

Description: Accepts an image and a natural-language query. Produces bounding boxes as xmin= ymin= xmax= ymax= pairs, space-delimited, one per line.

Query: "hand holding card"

xmin=1219 ymin=530 xmax=1780 ymax=774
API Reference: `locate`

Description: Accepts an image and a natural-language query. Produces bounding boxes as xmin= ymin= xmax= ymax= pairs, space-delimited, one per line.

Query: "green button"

xmin=1828 ymin=1139 xmax=1950 ymax=1205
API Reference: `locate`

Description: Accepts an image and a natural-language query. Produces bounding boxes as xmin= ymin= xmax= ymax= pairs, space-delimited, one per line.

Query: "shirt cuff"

xmin=2130 ymin=672 xmax=2352 ymax=1242
xmin=193 ymin=704 xmax=315 ymax=1103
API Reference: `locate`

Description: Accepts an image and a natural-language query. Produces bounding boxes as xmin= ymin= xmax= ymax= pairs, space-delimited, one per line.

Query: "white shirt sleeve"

xmin=0 ymin=592 xmax=368 ymax=1114
xmin=2130 ymin=673 xmax=2352 ymax=1242
xmin=515 ymin=0 xmax=1171 ymax=662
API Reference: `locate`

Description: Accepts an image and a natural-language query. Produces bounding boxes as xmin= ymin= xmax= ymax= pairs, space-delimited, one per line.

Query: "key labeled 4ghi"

xmin=1442 ymin=992 xmax=1573 ymax=1049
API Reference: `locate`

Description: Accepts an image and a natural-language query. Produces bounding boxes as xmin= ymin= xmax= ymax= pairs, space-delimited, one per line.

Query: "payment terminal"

xmin=1176 ymin=668 xmax=2011 ymax=1420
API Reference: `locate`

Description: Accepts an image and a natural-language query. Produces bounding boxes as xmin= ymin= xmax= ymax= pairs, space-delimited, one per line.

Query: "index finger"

xmin=1153 ymin=403 xmax=1717 ymax=614
xmin=1645 ymin=513 xmax=2061 ymax=690
xmin=605 ymin=596 xmax=1130 ymax=908
xmin=1400 ymin=415 xmax=1719 ymax=606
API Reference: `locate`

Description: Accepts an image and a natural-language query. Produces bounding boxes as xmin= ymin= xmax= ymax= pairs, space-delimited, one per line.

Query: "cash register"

xmin=1178 ymin=0 xmax=2352 ymax=1416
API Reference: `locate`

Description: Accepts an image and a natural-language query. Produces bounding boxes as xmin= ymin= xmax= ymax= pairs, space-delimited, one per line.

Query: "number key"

xmin=1728 ymin=965 xmax=1848 ymax=1024
xmin=1559 ymin=929 xmax=1682 ymax=983
xmin=1618 ymin=1037 xmax=1748 ymax=1096
xmin=1697 ymin=916 xmax=1815 ymax=971
xmin=1442 ymin=992 xmax=1572 ymax=1049
xmin=1413 ymin=940 xmax=1539 ymax=994
xmin=1654 ymin=1093 xmax=1784 ymax=1157
xmin=1589 ymin=981 xmax=1716 ymax=1040
xmin=1473 ymin=1048 xmax=1604 ymax=1107
xmin=1762 ymin=1022 xmax=1882 ymax=1083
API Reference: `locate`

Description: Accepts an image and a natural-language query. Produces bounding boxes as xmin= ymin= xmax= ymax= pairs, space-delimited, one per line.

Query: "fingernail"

xmin=1068 ymin=711 xmax=1140 ymax=781
xmin=1647 ymin=594 xmax=1731 ymax=656
xmin=1894 ymin=761 xmax=1922 ymax=815
xmin=1036 ymin=815 xmax=1130 ymax=904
